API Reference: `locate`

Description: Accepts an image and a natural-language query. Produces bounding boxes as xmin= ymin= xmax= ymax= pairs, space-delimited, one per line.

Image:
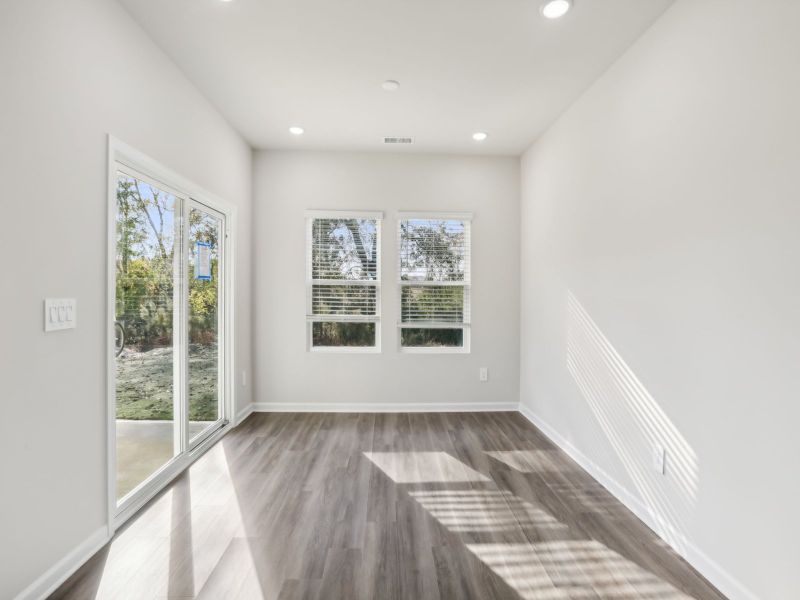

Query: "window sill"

xmin=309 ymin=346 xmax=382 ymax=354
xmin=398 ymin=346 xmax=470 ymax=354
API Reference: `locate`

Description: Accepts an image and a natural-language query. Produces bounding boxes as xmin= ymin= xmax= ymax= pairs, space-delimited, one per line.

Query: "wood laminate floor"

xmin=52 ymin=412 xmax=727 ymax=600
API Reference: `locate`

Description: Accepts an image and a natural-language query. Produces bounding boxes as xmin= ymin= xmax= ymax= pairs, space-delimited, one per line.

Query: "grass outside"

xmin=116 ymin=343 xmax=218 ymax=421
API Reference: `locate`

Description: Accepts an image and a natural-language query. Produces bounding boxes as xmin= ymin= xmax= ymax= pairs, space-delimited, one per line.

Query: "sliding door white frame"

xmin=186 ymin=197 xmax=230 ymax=450
xmin=106 ymin=136 xmax=237 ymax=535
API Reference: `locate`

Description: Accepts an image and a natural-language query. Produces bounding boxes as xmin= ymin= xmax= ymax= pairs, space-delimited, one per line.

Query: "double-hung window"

xmin=398 ymin=213 xmax=471 ymax=352
xmin=306 ymin=211 xmax=382 ymax=350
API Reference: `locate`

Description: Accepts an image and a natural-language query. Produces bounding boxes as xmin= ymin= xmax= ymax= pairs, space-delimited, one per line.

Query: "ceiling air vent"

xmin=383 ymin=136 xmax=414 ymax=145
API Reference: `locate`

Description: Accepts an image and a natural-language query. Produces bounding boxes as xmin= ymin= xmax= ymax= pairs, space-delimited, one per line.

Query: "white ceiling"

xmin=118 ymin=0 xmax=674 ymax=155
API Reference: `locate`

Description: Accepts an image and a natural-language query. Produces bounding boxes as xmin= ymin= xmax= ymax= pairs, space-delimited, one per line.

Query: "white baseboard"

xmin=517 ymin=403 xmax=759 ymax=600
xmin=235 ymin=402 xmax=254 ymax=425
xmin=252 ymin=401 xmax=519 ymax=413
xmin=13 ymin=526 xmax=109 ymax=600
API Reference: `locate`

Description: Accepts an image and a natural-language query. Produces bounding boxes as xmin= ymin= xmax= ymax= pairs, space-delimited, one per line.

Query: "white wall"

xmin=253 ymin=151 xmax=520 ymax=409
xmin=520 ymin=1 xmax=800 ymax=599
xmin=0 ymin=1 xmax=252 ymax=597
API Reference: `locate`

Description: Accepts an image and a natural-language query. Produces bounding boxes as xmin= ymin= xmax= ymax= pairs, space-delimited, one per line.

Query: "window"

xmin=306 ymin=211 xmax=382 ymax=350
xmin=398 ymin=213 xmax=471 ymax=352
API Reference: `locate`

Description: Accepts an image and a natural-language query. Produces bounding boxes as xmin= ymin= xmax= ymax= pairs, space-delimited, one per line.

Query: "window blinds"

xmin=306 ymin=213 xmax=382 ymax=327
xmin=398 ymin=216 xmax=471 ymax=331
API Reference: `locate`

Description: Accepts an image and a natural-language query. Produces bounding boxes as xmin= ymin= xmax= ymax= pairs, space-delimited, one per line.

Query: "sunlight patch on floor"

xmin=393 ymin=449 xmax=694 ymax=600
xmin=467 ymin=540 xmax=695 ymax=600
xmin=485 ymin=449 xmax=578 ymax=474
xmin=363 ymin=451 xmax=490 ymax=483
xmin=408 ymin=489 xmax=568 ymax=533
xmin=545 ymin=480 xmax=624 ymax=514
xmin=88 ymin=445 xmax=263 ymax=599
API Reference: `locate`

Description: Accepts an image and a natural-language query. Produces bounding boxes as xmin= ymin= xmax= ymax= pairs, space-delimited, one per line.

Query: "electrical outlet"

xmin=653 ymin=444 xmax=666 ymax=475
xmin=479 ymin=367 xmax=488 ymax=382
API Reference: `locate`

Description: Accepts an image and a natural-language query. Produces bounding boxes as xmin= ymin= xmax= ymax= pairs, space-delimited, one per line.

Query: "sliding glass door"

xmin=114 ymin=173 xmax=179 ymax=500
xmin=187 ymin=203 xmax=225 ymax=446
xmin=113 ymin=167 xmax=228 ymax=510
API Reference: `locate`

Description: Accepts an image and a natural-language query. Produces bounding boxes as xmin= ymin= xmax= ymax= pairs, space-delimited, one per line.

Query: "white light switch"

xmin=44 ymin=298 xmax=77 ymax=332
xmin=479 ymin=367 xmax=488 ymax=382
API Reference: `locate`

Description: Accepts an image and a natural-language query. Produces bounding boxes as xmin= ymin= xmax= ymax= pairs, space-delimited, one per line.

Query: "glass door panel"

xmin=188 ymin=203 xmax=224 ymax=445
xmin=114 ymin=173 xmax=179 ymax=501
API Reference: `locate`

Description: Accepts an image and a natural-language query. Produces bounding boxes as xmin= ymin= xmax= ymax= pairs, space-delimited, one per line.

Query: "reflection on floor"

xmin=116 ymin=420 xmax=212 ymax=499
xmin=484 ymin=449 xmax=580 ymax=474
xmin=55 ymin=413 xmax=726 ymax=600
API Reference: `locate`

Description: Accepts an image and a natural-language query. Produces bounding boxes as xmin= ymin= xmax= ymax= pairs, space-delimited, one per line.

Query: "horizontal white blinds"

xmin=399 ymin=218 xmax=470 ymax=282
xmin=307 ymin=216 xmax=380 ymax=323
xmin=312 ymin=284 xmax=377 ymax=317
xmin=398 ymin=217 xmax=471 ymax=329
xmin=400 ymin=285 xmax=467 ymax=323
xmin=311 ymin=218 xmax=378 ymax=281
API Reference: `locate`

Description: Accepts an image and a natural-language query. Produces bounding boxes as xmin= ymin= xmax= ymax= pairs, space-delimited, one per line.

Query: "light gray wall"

xmin=253 ymin=150 xmax=520 ymax=409
xmin=519 ymin=1 xmax=799 ymax=599
xmin=0 ymin=1 xmax=252 ymax=597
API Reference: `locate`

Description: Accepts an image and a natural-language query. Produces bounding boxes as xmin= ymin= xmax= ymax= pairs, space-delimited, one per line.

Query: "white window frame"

xmin=305 ymin=210 xmax=383 ymax=353
xmin=106 ymin=136 xmax=237 ymax=534
xmin=397 ymin=211 xmax=472 ymax=354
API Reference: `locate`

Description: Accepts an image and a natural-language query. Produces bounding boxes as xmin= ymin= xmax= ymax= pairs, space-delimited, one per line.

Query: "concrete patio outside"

xmin=116 ymin=419 xmax=213 ymax=499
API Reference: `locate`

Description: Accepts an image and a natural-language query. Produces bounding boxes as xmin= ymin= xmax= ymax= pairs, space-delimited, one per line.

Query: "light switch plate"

xmin=479 ymin=367 xmax=488 ymax=382
xmin=44 ymin=298 xmax=77 ymax=332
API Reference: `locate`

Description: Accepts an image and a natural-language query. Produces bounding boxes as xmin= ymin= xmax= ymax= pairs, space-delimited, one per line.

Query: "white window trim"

xmin=306 ymin=209 xmax=383 ymax=220
xmin=397 ymin=211 xmax=473 ymax=222
xmin=397 ymin=212 xmax=472 ymax=354
xmin=305 ymin=210 xmax=383 ymax=353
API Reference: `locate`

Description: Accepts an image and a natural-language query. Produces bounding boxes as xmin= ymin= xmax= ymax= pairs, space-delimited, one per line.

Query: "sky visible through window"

xmin=117 ymin=174 xmax=176 ymax=261
xmin=400 ymin=218 xmax=467 ymax=282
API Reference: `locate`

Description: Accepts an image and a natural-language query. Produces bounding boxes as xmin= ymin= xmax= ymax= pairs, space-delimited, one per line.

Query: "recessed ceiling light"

xmin=382 ymin=80 xmax=400 ymax=92
xmin=541 ymin=0 xmax=571 ymax=19
xmin=472 ymin=132 xmax=488 ymax=142
xmin=289 ymin=126 xmax=304 ymax=135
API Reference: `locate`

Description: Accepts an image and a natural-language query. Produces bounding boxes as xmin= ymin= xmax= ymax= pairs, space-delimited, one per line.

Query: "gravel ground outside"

xmin=115 ymin=343 xmax=219 ymax=421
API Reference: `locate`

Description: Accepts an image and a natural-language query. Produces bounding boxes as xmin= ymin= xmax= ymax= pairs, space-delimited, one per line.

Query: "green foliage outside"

xmin=398 ymin=220 xmax=466 ymax=347
xmin=188 ymin=259 xmax=219 ymax=345
xmin=311 ymin=218 xmax=378 ymax=347
xmin=115 ymin=176 xmax=219 ymax=420
xmin=399 ymin=220 xmax=465 ymax=282
xmin=312 ymin=322 xmax=377 ymax=347
xmin=400 ymin=328 xmax=464 ymax=347
xmin=310 ymin=218 xmax=467 ymax=348
xmin=116 ymin=177 xmax=174 ymax=350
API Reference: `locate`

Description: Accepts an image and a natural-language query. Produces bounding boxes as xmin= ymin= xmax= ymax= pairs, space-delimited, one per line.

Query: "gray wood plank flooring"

xmin=51 ymin=412 xmax=727 ymax=600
